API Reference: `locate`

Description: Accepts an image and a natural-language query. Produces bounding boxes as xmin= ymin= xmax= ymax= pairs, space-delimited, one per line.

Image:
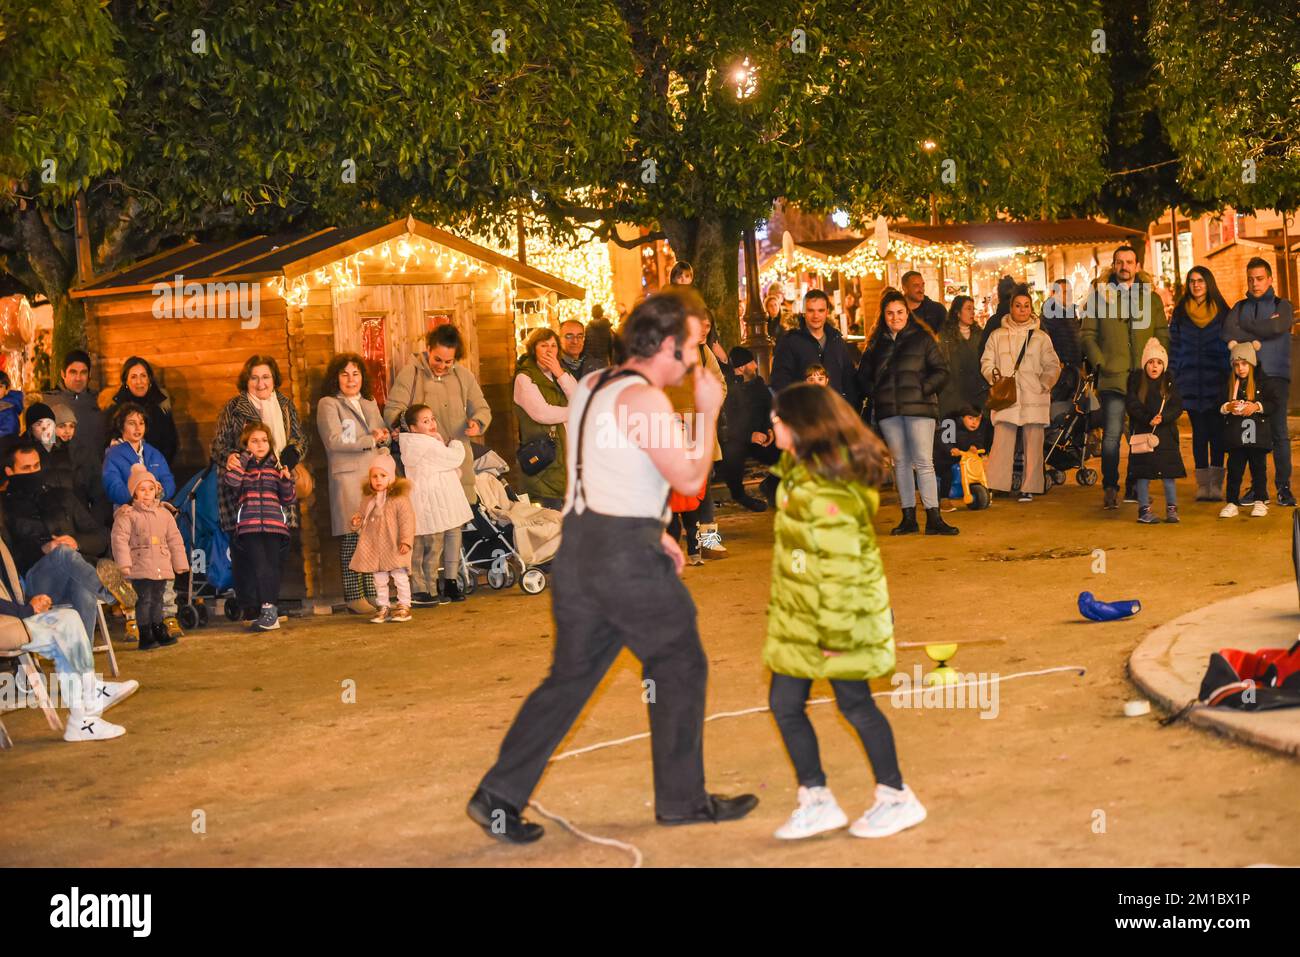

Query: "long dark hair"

xmin=1175 ymin=265 xmax=1230 ymax=316
xmin=868 ymin=289 xmax=933 ymax=346
xmin=772 ymin=383 xmax=889 ymax=487
xmin=321 ymin=352 xmax=373 ymax=401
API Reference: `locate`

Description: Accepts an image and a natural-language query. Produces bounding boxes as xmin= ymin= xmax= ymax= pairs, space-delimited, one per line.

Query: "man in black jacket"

xmin=1 ymin=443 xmax=129 ymax=642
xmin=720 ymin=347 xmax=780 ymax=511
xmin=902 ymin=270 xmax=947 ymax=335
xmin=769 ymin=289 xmax=858 ymax=407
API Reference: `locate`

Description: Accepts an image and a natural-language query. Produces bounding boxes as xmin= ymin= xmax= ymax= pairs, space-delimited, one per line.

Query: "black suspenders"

xmin=572 ymin=367 xmax=650 ymax=512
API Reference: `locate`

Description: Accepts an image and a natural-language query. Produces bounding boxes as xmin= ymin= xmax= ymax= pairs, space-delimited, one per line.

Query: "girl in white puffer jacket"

xmin=398 ymin=404 xmax=474 ymax=605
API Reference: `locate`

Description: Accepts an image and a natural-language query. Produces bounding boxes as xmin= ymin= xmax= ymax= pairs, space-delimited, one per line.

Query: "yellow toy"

xmin=950 ymin=446 xmax=991 ymax=510
xmin=897 ymin=637 xmax=1007 ymax=686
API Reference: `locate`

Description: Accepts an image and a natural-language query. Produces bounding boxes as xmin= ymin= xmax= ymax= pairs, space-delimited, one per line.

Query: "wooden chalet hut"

xmin=71 ymin=216 xmax=583 ymax=603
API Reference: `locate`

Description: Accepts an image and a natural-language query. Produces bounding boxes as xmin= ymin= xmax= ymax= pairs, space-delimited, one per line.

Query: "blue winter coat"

xmin=0 ymin=390 xmax=23 ymax=437
xmin=1168 ymin=303 xmax=1230 ymax=412
xmin=103 ymin=440 xmax=176 ymax=507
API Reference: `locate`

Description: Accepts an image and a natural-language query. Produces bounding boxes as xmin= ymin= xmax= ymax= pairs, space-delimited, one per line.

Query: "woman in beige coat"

xmin=317 ymin=353 xmax=390 ymax=614
xmin=979 ymin=285 xmax=1061 ymax=500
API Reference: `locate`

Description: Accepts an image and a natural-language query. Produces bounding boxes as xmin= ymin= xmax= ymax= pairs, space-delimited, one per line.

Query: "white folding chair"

xmin=92 ymin=601 xmax=119 ymax=678
xmin=0 ymin=649 xmax=64 ymax=749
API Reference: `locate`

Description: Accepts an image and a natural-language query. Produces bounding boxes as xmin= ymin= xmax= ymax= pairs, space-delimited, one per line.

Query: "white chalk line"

xmin=533 ymin=664 xmax=1086 ymax=866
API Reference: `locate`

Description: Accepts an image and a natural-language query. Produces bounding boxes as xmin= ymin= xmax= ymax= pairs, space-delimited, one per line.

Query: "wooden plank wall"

xmin=87 ymin=268 xmax=548 ymax=602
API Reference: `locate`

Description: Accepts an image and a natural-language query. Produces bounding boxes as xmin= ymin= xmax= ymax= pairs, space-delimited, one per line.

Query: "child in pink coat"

xmin=111 ymin=463 xmax=189 ymax=651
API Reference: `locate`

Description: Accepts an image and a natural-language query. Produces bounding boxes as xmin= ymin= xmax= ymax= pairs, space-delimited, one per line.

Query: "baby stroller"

xmin=170 ymin=464 xmax=234 ymax=628
xmin=1043 ymin=371 xmax=1102 ymax=488
xmin=457 ymin=451 xmax=561 ymax=597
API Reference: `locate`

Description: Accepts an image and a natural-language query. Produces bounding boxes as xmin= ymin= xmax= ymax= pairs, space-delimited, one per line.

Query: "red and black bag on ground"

xmin=1160 ymin=640 xmax=1300 ymax=725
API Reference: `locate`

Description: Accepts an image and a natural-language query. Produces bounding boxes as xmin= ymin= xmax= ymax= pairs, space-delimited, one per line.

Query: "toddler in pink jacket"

xmin=111 ymin=463 xmax=189 ymax=651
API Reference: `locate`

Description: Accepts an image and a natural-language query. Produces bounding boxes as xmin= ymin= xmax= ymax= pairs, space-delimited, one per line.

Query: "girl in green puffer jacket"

xmin=765 ymin=383 xmax=927 ymax=841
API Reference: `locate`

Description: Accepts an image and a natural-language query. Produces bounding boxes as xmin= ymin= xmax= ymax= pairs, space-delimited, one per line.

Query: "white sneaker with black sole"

xmin=774 ymin=786 xmax=849 ymax=840
xmin=849 ymin=783 xmax=927 ymax=839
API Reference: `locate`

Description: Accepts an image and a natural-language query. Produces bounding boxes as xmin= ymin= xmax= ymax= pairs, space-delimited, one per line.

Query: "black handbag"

xmin=516 ymin=430 xmax=557 ymax=476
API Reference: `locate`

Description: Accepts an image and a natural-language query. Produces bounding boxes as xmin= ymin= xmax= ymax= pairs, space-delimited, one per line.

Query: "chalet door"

xmin=332 ymin=284 xmax=478 ymax=401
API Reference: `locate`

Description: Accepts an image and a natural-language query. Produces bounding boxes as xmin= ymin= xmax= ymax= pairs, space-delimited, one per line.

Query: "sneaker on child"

xmin=1251 ymin=501 xmax=1269 ymax=518
xmin=1219 ymin=503 xmax=1240 ymax=519
xmin=848 ymin=783 xmax=927 ymax=839
xmin=773 ymin=785 xmax=849 ymax=840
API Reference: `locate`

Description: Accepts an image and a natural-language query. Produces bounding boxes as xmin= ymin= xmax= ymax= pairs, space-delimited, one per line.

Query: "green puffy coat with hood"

xmin=763 ymin=452 xmax=895 ymax=681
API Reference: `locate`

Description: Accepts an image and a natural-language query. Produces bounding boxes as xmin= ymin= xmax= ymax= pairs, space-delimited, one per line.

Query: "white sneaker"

xmin=94 ymin=679 xmax=140 ymax=714
xmin=774 ymin=785 xmax=849 ymax=840
xmin=1219 ymin=503 xmax=1240 ymax=518
xmin=849 ymin=783 xmax=927 ymax=839
xmin=1251 ymin=501 xmax=1269 ymax=518
xmin=63 ymin=714 xmax=126 ymax=742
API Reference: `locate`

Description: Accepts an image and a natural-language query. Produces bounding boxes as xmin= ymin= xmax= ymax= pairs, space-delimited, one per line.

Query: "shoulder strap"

xmin=572 ymin=367 xmax=649 ymax=512
xmin=1012 ymin=330 xmax=1032 ymax=371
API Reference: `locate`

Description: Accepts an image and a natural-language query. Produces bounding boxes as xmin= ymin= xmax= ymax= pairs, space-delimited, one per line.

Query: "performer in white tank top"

xmin=469 ymin=289 xmax=760 ymax=843
xmin=563 ymin=372 xmax=669 ymax=520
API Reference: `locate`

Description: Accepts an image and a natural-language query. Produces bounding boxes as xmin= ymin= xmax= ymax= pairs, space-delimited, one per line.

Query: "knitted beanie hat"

xmin=368 ymin=449 xmax=397 ymax=482
xmin=1140 ymin=337 xmax=1168 ymax=369
xmin=127 ymin=462 xmax=159 ymax=498
xmin=1229 ymin=340 xmax=1258 ymax=367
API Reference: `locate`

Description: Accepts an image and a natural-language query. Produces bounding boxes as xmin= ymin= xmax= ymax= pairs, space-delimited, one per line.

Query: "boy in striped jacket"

xmin=224 ymin=421 xmax=297 ymax=631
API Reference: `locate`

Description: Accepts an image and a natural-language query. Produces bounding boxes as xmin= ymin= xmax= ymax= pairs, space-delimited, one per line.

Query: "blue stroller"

xmin=170 ymin=465 xmax=233 ymax=628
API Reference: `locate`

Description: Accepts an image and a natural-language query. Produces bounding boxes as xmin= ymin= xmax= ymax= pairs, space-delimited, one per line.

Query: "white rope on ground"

xmin=528 ymin=799 xmax=644 ymax=868
xmin=537 ymin=664 xmax=1086 ymax=866
xmin=550 ymin=664 xmax=1087 ymax=762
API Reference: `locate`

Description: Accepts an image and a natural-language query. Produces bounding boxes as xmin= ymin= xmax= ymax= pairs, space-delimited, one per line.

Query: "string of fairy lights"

xmin=265 ymin=235 xmax=490 ymax=307
xmin=759 ymin=236 xmax=979 ymax=290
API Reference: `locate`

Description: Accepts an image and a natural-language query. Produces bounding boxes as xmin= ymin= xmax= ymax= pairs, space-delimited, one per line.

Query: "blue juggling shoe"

xmin=1078 ymin=591 xmax=1141 ymax=622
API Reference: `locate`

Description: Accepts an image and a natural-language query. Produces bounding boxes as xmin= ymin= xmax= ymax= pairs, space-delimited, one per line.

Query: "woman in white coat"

xmin=397 ymin=405 xmax=474 ymax=605
xmin=980 ymin=285 xmax=1062 ymax=501
xmin=317 ymin=354 xmax=391 ymax=613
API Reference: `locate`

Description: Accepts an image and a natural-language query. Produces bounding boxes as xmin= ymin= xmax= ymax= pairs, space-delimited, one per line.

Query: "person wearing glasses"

xmin=558 ymin=319 xmax=600 ymax=381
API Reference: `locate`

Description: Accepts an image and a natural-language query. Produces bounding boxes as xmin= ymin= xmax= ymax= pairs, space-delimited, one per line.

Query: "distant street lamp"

xmin=730 ymin=57 xmax=758 ymax=99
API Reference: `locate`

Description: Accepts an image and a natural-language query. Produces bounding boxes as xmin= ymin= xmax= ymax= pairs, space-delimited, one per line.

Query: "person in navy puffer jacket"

xmin=1221 ymin=257 xmax=1296 ymax=506
xmin=1169 ymin=266 xmax=1231 ymax=501
xmin=103 ymin=402 xmax=176 ymax=507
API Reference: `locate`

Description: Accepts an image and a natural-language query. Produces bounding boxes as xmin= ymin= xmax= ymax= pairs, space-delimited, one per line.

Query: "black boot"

xmin=138 ymin=622 xmax=162 ymax=652
xmin=733 ymin=491 xmax=768 ymax=512
xmin=156 ymin=621 xmax=179 ymax=647
xmin=466 ymin=788 xmax=545 ymax=844
xmin=443 ymin=577 xmax=465 ymax=602
xmin=925 ymin=507 xmax=959 ymax=536
xmin=890 ymin=507 xmax=919 ymax=536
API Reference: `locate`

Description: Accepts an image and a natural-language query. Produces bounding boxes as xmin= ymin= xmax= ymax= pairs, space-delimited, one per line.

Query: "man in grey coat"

xmin=383 ymin=324 xmax=491 ymax=508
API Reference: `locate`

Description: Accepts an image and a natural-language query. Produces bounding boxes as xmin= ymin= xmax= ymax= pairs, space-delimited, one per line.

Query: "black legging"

xmin=769 ymin=673 xmax=903 ymax=790
xmin=667 ymin=491 xmax=715 ymax=557
xmin=1186 ymin=408 xmax=1225 ymax=469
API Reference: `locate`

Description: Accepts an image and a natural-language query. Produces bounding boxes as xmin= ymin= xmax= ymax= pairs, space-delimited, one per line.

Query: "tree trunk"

xmin=50 ymin=293 xmax=87 ymax=377
xmin=661 ymin=212 xmax=743 ymax=350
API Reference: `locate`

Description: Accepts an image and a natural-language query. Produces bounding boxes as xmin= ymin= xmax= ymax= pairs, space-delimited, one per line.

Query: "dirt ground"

xmin=5 ymin=450 xmax=1300 ymax=868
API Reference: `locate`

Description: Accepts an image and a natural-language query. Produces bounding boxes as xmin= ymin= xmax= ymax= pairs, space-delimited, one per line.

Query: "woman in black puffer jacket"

xmin=855 ymin=290 xmax=956 ymax=536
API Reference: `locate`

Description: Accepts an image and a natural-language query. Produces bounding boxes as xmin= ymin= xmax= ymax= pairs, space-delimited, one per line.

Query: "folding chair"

xmin=93 ymin=601 xmax=119 ymax=678
xmin=0 ymin=648 xmax=64 ymax=749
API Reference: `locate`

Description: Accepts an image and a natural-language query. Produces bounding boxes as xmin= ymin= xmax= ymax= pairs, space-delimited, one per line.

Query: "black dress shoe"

xmin=735 ymin=493 xmax=768 ymax=512
xmin=655 ymin=792 xmax=760 ymax=826
xmin=466 ymin=788 xmax=544 ymax=844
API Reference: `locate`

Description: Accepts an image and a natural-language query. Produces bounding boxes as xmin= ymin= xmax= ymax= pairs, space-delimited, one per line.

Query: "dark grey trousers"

xmin=479 ymin=509 xmax=709 ymax=817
